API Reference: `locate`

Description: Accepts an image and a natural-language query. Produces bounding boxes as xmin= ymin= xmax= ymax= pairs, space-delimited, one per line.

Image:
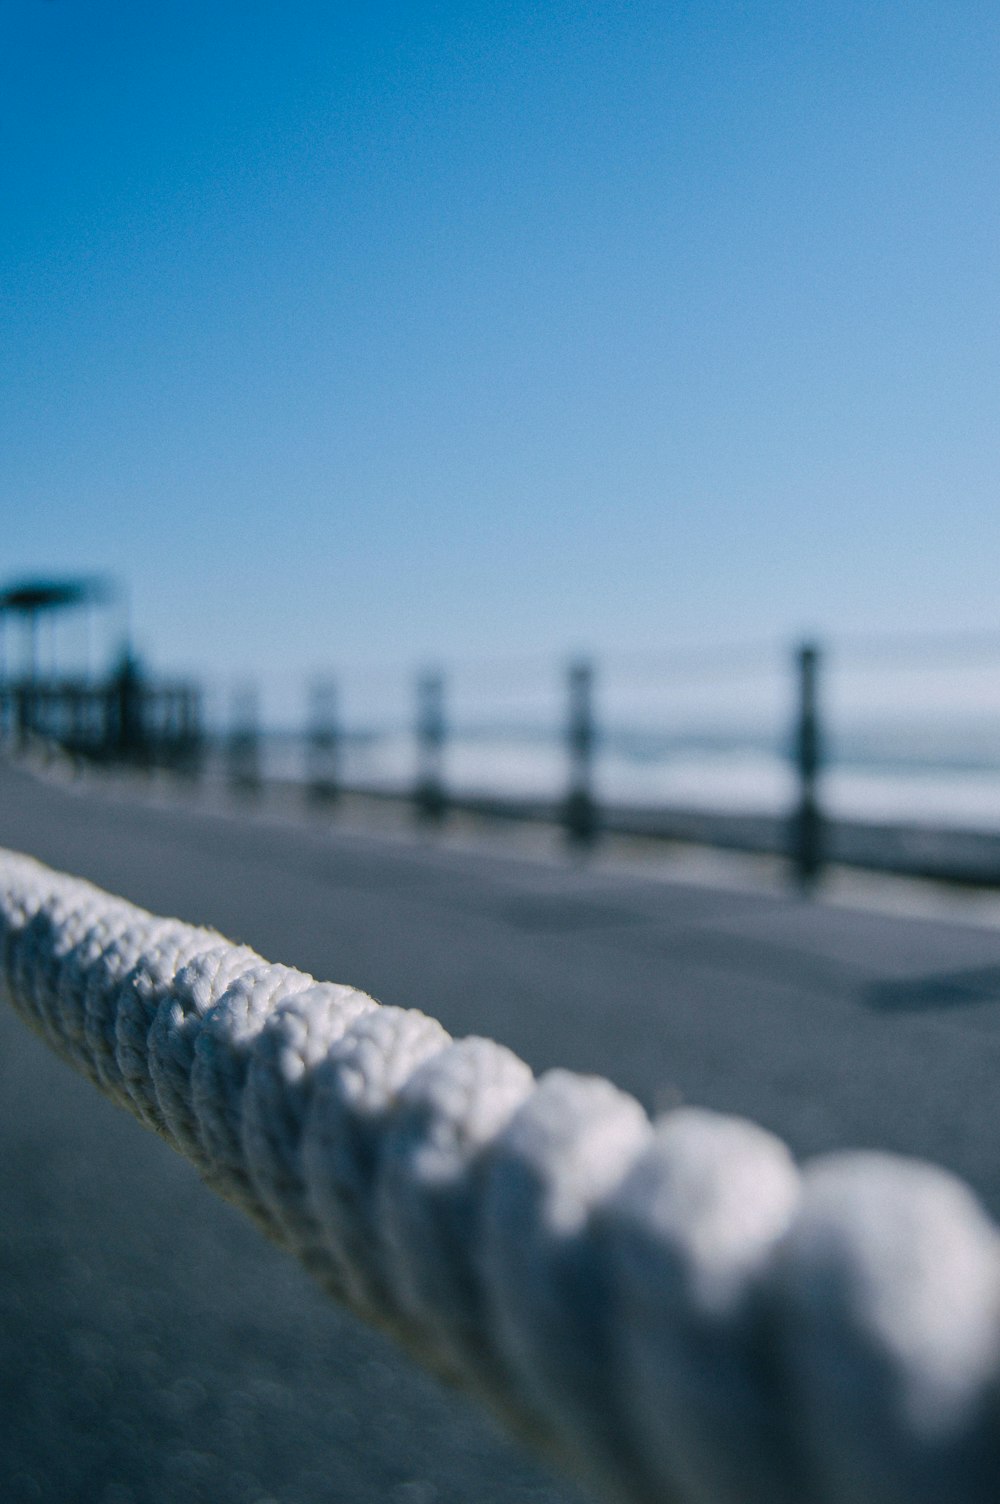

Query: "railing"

xmin=0 ymin=672 xmax=203 ymax=775
xmin=216 ymin=634 xmax=1000 ymax=888
xmin=7 ymin=631 xmax=1000 ymax=889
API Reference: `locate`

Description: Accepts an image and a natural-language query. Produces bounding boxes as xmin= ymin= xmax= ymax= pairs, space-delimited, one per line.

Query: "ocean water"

xmin=254 ymin=729 xmax=1000 ymax=833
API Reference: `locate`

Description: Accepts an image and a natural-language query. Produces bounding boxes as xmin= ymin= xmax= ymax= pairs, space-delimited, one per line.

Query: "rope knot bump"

xmin=2 ymin=847 xmax=999 ymax=1504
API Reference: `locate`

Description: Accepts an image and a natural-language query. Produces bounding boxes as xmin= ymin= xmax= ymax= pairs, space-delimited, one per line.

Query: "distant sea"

xmin=249 ymin=727 xmax=1000 ymax=833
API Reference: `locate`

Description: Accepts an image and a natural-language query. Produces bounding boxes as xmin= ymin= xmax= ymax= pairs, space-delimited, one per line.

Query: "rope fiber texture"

xmin=3 ymin=845 xmax=1000 ymax=1504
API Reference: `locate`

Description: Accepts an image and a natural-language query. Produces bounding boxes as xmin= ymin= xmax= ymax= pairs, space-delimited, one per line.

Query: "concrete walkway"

xmin=3 ymin=763 xmax=1000 ymax=1504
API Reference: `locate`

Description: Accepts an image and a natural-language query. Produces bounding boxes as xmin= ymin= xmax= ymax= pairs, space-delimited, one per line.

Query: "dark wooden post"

xmin=24 ymin=609 xmax=39 ymax=688
xmin=110 ymin=654 xmax=147 ymax=765
xmin=564 ymin=658 xmax=598 ymax=848
xmin=163 ymin=688 xmax=182 ymax=771
xmin=177 ymin=686 xmax=203 ymax=779
xmin=415 ymin=670 xmax=446 ymax=823
xmin=35 ymin=684 xmax=51 ymax=743
xmin=227 ymin=684 xmax=261 ymax=797
xmin=86 ymin=686 xmax=104 ymax=759
xmin=790 ymin=640 xmax=824 ymax=889
xmin=0 ymin=613 xmax=7 ymax=744
xmin=15 ymin=682 xmax=33 ymax=748
xmin=306 ymin=678 xmax=340 ymax=804
xmin=68 ymin=686 xmax=87 ymax=758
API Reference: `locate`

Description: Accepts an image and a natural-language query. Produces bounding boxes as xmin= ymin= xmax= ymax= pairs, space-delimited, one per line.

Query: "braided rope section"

xmin=2 ymin=847 xmax=1000 ymax=1504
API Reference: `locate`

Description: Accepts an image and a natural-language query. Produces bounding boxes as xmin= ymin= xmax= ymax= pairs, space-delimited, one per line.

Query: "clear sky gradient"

xmin=2 ymin=0 xmax=999 ymax=695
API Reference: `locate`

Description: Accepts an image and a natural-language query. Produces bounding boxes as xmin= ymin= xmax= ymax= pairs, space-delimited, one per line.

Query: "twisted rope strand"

xmin=2 ymin=846 xmax=998 ymax=1504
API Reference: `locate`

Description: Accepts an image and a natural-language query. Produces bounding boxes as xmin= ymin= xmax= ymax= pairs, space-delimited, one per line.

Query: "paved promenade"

xmin=3 ymin=762 xmax=1000 ymax=1503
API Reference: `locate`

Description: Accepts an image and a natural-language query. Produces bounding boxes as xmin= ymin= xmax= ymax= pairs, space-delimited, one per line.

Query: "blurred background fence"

xmin=6 ymin=623 xmax=1000 ymax=890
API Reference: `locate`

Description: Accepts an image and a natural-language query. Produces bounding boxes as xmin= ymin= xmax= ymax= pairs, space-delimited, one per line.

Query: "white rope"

xmin=2 ymin=845 xmax=999 ymax=1504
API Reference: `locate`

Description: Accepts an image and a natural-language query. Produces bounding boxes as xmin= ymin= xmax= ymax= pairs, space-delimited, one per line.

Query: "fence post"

xmin=306 ymin=678 xmax=340 ymax=805
xmin=227 ymin=683 xmax=261 ymax=797
xmin=790 ymin=640 xmax=824 ymax=889
xmin=415 ymin=671 xmax=446 ymax=823
xmin=176 ymin=687 xmax=203 ymax=778
xmin=15 ymin=682 xmax=33 ymax=749
xmin=564 ymin=658 xmax=598 ymax=848
xmin=102 ymin=651 xmax=148 ymax=765
xmin=67 ymin=686 xmax=87 ymax=760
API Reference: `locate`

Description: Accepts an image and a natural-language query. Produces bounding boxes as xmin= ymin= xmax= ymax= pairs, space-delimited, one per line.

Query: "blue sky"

xmin=2 ymin=0 xmax=999 ymax=702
